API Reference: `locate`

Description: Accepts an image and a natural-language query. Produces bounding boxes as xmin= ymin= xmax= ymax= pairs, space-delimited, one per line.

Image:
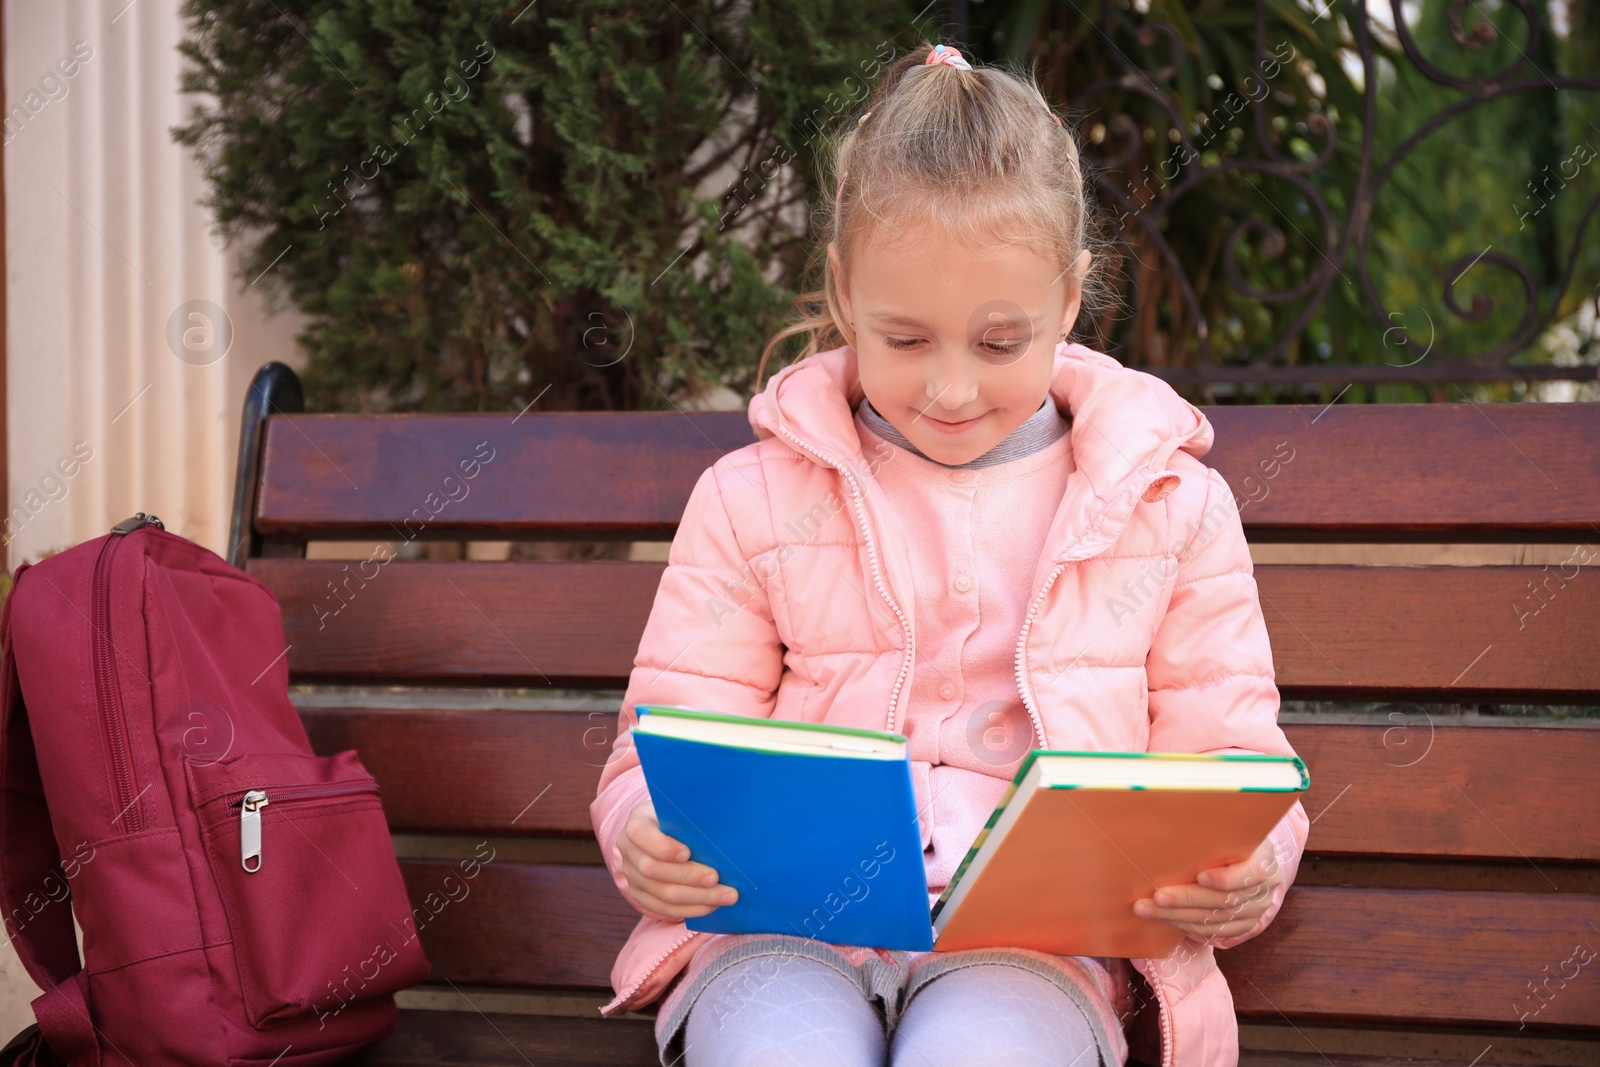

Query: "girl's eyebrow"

xmin=868 ymin=311 xmax=933 ymax=328
xmin=869 ymin=311 xmax=1046 ymax=329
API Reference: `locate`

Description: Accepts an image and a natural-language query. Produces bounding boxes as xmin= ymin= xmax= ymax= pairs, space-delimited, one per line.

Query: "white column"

xmin=5 ymin=0 xmax=304 ymax=570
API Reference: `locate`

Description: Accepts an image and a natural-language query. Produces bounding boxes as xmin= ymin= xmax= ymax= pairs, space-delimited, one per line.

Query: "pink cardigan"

xmin=853 ymin=405 xmax=1077 ymax=892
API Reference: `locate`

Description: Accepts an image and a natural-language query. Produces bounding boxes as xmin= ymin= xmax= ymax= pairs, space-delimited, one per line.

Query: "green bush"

xmin=175 ymin=0 xmax=925 ymax=413
xmin=175 ymin=1 xmax=1598 ymax=412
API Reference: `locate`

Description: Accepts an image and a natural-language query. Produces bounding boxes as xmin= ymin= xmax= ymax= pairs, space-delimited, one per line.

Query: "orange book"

xmin=930 ymin=750 xmax=1309 ymax=958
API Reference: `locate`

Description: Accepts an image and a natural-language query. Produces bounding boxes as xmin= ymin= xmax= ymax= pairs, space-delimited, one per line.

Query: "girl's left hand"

xmin=1132 ymin=835 xmax=1281 ymax=941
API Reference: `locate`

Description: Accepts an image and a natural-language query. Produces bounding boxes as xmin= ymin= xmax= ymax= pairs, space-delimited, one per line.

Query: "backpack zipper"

xmin=229 ymin=780 xmax=380 ymax=874
xmin=92 ymin=513 xmax=164 ymax=833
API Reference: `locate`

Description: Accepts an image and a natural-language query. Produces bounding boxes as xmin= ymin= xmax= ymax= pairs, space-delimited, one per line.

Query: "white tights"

xmin=680 ymin=952 xmax=1102 ymax=1067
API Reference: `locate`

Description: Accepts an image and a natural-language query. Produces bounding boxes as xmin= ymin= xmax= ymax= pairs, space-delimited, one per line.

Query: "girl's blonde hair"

xmin=755 ymin=42 xmax=1108 ymax=400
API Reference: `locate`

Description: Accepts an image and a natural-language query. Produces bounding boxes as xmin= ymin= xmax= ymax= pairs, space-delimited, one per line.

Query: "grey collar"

xmin=857 ymin=395 xmax=1068 ymax=470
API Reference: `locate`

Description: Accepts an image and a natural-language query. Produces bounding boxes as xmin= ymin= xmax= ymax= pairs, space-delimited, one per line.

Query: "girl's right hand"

xmin=617 ymin=798 xmax=739 ymax=919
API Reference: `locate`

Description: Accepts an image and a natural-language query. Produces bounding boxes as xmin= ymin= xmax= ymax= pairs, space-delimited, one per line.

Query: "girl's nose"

xmin=928 ymin=356 xmax=980 ymax=411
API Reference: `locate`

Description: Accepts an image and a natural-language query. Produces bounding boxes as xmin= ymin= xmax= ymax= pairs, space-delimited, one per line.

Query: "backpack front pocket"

xmin=185 ymin=750 xmax=430 ymax=1030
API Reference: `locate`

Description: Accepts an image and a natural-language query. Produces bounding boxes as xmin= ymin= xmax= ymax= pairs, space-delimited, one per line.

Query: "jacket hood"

xmin=748 ymin=342 xmax=1214 ymax=552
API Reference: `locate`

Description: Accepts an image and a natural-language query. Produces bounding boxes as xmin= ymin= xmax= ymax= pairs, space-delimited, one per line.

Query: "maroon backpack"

xmin=0 ymin=514 xmax=429 ymax=1065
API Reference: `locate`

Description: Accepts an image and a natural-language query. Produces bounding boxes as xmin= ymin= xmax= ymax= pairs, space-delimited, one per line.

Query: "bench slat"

xmin=401 ymin=861 xmax=635 ymax=991
xmin=253 ymin=405 xmax=1600 ymax=543
xmin=256 ymin=412 xmax=755 ymax=542
xmin=261 ymin=561 xmax=1600 ymax=699
xmin=260 ymin=559 xmax=657 ymax=689
xmin=1258 ymin=564 xmax=1598 ymax=701
xmin=397 ymin=857 xmax=1600 ymax=1030
xmin=1201 ymin=403 xmax=1600 ymax=541
xmin=1222 ymin=886 xmax=1600 ymax=1028
xmin=305 ymin=711 xmax=1600 ymax=863
xmin=345 ymin=1012 xmax=658 ymax=1067
xmin=1282 ymin=724 xmax=1600 ymax=863
xmin=304 ymin=708 xmax=607 ymax=837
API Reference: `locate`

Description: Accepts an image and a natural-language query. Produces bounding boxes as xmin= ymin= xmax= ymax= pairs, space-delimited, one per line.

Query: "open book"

xmin=631 ymin=705 xmax=934 ymax=950
xmin=931 ymin=749 xmax=1309 ymax=957
xmin=631 ymin=706 xmax=1309 ymax=958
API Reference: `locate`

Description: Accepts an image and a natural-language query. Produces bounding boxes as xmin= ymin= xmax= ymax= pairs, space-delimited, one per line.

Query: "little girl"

xmin=592 ymin=42 xmax=1309 ymax=1067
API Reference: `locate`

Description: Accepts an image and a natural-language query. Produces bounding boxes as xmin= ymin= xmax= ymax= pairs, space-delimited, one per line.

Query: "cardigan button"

xmin=950 ymin=469 xmax=974 ymax=483
xmin=939 ymin=681 xmax=956 ymax=700
xmin=954 ymin=573 xmax=972 ymax=593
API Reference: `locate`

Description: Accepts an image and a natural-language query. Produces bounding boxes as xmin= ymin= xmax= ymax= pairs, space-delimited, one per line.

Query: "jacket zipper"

xmin=1144 ymin=965 xmax=1176 ymax=1067
xmin=92 ymin=514 xmax=164 ymax=833
xmin=1013 ymin=474 xmax=1179 ymax=1067
xmin=228 ymin=780 xmax=379 ymax=873
xmin=1011 ymin=560 xmax=1068 ymax=751
xmin=1011 ymin=469 xmax=1171 ymax=754
xmin=774 ymin=425 xmax=915 ymax=734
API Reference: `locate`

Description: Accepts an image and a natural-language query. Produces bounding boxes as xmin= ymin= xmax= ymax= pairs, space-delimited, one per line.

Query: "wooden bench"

xmin=228 ymin=360 xmax=1600 ymax=1066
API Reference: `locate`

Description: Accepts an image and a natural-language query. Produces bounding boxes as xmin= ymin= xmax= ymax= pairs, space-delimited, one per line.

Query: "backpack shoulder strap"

xmin=0 ymin=565 xmax=98 ymax=1064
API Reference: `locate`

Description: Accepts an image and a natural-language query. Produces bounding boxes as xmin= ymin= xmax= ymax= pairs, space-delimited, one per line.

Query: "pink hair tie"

xmin=925 ymin=44 xmax=972 ymax=70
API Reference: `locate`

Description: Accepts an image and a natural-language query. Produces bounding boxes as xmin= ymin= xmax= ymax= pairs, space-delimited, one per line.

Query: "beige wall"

xmin=4 ymin=0 xmax=304 ymax=574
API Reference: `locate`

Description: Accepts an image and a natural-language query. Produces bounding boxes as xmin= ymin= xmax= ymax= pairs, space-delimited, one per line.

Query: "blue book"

xmin=632 ymin=704 xmax=933 ymax=951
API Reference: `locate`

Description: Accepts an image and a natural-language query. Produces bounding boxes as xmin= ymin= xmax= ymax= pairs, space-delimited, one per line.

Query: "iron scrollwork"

xmin=1061 ymin=0 xmax=1600 ymax=392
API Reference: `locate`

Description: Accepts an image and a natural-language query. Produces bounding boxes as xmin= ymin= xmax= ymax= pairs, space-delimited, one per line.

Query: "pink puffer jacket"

xmin=590 ymin=341 xmax=1310 ymax=1067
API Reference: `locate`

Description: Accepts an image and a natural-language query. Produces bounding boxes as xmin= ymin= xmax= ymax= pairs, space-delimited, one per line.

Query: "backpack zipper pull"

xmin=240 ymin=790 xmax=269 ymax=872
xmin=111 ymin=513 xmax=165 ymax=535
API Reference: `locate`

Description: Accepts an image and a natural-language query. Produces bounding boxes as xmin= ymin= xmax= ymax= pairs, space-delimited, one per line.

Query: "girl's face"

xmin=830 ymin=217 xmax=1091 ymax=467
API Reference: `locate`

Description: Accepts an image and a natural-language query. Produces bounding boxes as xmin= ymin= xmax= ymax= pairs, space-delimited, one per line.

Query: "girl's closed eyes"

xmin=879 ymin=334 xmax=1029 ymax=358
